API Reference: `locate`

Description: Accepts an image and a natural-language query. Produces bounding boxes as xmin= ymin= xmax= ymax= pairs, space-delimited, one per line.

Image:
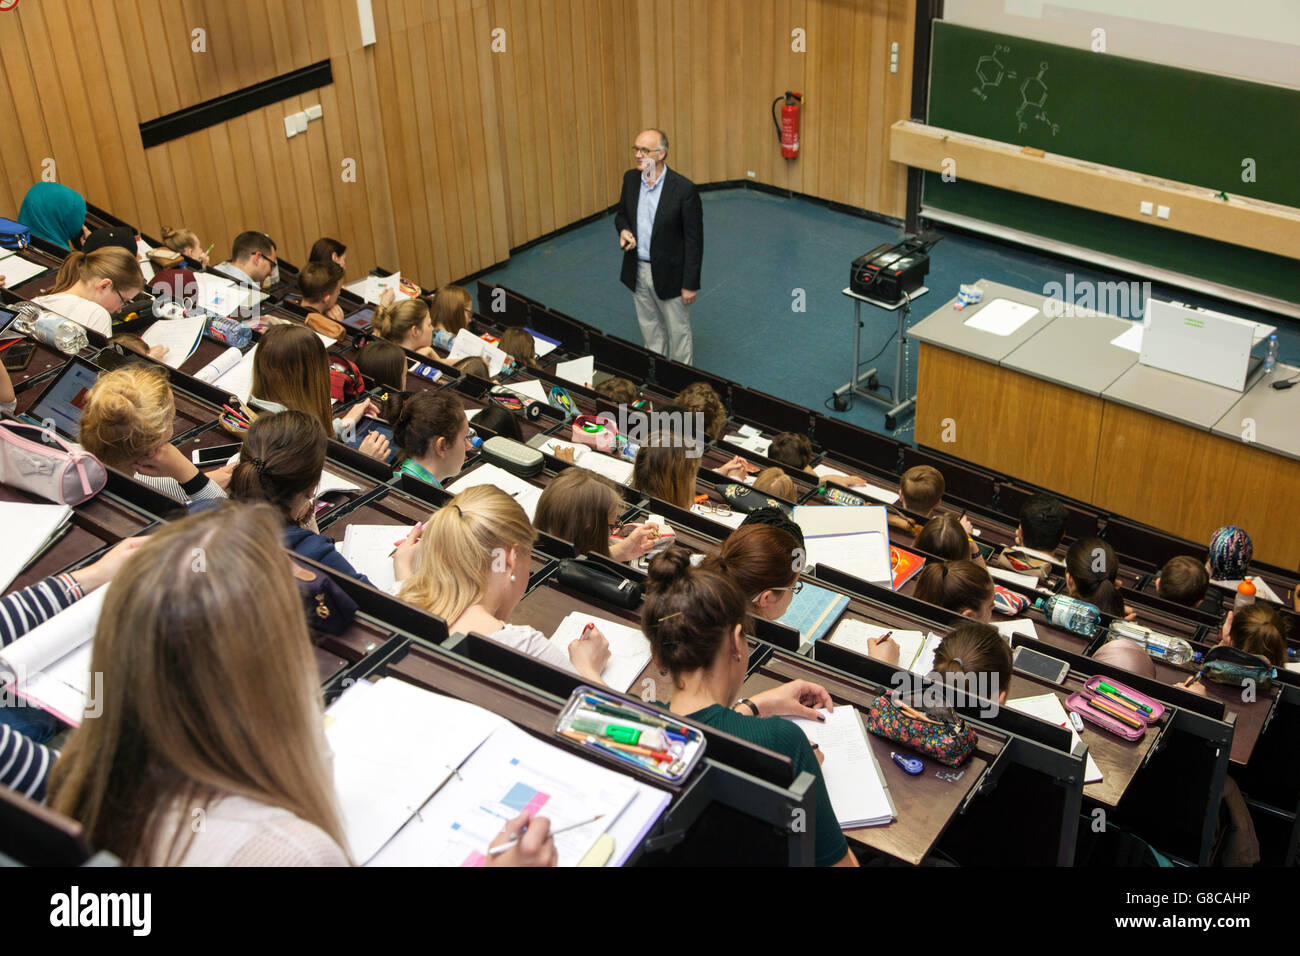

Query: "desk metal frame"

xmin=833 ymin=286 xmax=928 ymax=430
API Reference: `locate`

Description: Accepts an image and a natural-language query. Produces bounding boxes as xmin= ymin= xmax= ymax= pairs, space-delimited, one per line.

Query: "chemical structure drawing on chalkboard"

xmin=972 ymin=45 xmax=1061 ymax=135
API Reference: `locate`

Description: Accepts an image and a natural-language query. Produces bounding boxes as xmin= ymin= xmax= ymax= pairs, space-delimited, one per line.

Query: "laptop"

xmin=22 ymin=356 xmax=102 ymax=440
xmin=1141 ymin=299 xmax=1276 ymax=391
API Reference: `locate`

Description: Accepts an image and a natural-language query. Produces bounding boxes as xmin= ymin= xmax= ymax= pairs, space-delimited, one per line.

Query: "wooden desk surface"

xmin=0 ymin=485 xmax=153 ymax=591
xmin=1005 ymin=672 xmax=1164 ymax=807
xmin=748 ymin=655 xmax=995 ymax=866
xmin=9 ymin=342 xmax=67 ymax=392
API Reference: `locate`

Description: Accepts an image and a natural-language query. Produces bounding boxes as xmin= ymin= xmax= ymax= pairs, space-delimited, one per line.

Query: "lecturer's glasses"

xmin=632 ymin=145 xmax=663 ymax=156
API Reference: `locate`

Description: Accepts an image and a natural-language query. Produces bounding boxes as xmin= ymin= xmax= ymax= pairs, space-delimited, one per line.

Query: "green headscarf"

xmin=18 ymin=182 xmax=87 ymax=249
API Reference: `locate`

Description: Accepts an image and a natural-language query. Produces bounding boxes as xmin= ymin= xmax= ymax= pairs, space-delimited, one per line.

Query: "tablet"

xmin=24 ymin=357 xmax=101 ymax=439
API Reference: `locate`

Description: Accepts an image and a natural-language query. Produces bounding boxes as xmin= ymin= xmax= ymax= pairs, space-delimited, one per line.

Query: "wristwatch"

xmin=736 ymin=697 xmax=760 ymax=717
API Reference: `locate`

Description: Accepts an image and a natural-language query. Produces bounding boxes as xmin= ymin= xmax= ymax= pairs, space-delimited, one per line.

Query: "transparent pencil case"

xmin=555 ymin=685 xmax=706 ymax=785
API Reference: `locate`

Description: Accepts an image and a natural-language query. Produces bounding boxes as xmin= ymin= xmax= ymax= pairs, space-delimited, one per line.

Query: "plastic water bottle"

xmin=204 ymin=314 xmax=253 ymax=348
xmin=432 ymin=329 xmax=455 ymax=351
xmin=615 ymin=435 xmax=640 ymax=461
xmin=11 ymin=303 xmax=88 ymax=355
xmin=1033 ymin=594 xmax=1101 ymax=638
xmin=1107 ymin=621 xmax=1194 ymax=666
xmin=1263 ymin=333 xmax=1278 ymax=373
xmin=1233 ymin=579 xmax=1256 ymax=612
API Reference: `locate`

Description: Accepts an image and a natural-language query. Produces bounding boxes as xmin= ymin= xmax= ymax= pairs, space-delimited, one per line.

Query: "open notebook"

xmin=0 ymin=502 xmax=73 ymax=592
xmin=547 ymin=611 xmax=652 ymax=693
xmin=829 ymin=618 xmax=943 ymax=676
xmin=1007 ymin=693 xmax=1103 ymax=784
xmin=195 ymin=345 xmax=257 ymax=403
xmin=327 ymin=678 xmax=669 ymax=866
xmin=784 ymin=707 xmax=895 ymax=828
xmin=0 ymin=585 xmax=109 ymax=726
xmin=336 ymin=524 xmax=415 ymax=593
xmin=446 ymin=464 xmax=544 ymax=521
xmin=540 ymin=438 xmax=635 ymax=485
xmin=141 ymin=315 xmax=205 ymax=369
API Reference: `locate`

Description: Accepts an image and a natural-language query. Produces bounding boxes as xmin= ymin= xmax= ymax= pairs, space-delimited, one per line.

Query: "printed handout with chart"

xmin=327 ymin=678 xmax=669 ymax=867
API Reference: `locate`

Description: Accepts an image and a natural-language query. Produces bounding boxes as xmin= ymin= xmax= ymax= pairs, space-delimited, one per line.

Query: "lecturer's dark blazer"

xmin=614 ymin=166 xmax=703 ymax=301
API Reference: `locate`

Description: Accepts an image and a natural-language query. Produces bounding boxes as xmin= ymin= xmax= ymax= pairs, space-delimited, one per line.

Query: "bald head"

xmin=1092 ymin=638 xmax=1157 ymax=680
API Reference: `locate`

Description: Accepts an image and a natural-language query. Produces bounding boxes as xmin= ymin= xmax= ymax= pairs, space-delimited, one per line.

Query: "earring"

xmin=510 ymin=573 xmax=516 ymax=582
xmin=733 ymin=653 xmax=742 ymax=662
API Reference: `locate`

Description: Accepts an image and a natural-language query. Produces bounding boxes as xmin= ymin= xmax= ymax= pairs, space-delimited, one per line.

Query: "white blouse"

xmin=30 ymin=292 xmax=112 ymax=338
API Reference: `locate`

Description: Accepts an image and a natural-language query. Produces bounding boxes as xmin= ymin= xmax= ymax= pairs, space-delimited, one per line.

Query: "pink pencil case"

xmin=1065 ymin=676 xmax=1164 ymax=741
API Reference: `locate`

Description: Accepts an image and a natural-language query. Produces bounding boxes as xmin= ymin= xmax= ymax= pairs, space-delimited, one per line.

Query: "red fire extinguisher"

xmin=771 ymin=91 xmax=803 ymax=158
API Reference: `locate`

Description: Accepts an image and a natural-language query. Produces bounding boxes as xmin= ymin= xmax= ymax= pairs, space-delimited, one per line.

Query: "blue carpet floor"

xmin=477 ymin=188 xmax=1298 ymax=443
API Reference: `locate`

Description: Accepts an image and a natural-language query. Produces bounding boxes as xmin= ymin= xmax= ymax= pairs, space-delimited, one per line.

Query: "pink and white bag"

xmin=0 ymin=421 xmax=107 ymax=505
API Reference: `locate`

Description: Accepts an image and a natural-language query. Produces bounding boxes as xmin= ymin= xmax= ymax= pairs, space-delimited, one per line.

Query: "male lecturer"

xmin=615 ymin=128 xmax=703 ymax=365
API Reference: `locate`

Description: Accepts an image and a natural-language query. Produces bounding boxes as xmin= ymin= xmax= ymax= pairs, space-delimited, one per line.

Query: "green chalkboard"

xmin=923 ymin=22 xmax=1300 ymax=304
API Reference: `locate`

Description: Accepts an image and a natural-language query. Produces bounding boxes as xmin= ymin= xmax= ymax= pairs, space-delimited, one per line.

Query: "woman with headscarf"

xmin=17 ymin=182 xmax=88 ymax=249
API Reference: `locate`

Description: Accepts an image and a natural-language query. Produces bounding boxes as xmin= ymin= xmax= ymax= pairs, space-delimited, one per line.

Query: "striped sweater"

xmin=0 ymin=573 xmax=83 ymax=800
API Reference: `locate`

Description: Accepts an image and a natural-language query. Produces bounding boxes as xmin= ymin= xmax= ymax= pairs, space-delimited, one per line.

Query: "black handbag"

xmin=290 ymin=561 xmax=359 ymax=635
xmin=557 ymin=557 xmax=643 ymax=609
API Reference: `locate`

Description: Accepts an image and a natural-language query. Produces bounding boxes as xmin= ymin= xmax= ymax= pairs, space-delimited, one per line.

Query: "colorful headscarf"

xmin=1207 ymin=525 xmax=1252 ymax=580
xmin=17 ymin=182 xmax=87 ymax=248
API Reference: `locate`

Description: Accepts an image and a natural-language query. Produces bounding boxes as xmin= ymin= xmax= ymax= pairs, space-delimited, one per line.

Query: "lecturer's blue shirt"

xmin=636 ymin=163 xmax=668 ymax=262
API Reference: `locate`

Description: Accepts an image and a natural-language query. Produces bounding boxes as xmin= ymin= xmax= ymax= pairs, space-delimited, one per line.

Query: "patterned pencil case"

xmin=1065 ymin=676 xmax=1164 ymax=741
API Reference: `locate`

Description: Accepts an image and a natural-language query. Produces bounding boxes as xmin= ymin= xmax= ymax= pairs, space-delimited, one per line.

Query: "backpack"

xmin=0 ymin=217 xmax=32 ymax=250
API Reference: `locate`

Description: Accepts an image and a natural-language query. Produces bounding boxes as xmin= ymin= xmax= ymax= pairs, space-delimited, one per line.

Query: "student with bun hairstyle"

xmin=699 ymin=524 xmax=803 ymax=620
xmin=391 ymin=389 xmax=473 ymax=488
xmin=158 ymin=225 xmax=210 ymax=268
xmin=227 ymin=411 xmax=395 ymax=585
xmin=642 ymin=547 xmax=855 ymax=867
xmin=250 ymin=324 xmax=389 ymax=461
xmin=913 ymin=560 xmax=996 ymax=623
xmin=1065 ymin=537 xmax=1133 ymax=619
xmin=932 ymin=621 xmax=1012 ymax=707
xmin=47 ymin=504 xmax=352 ymax=865
xmin=372 ymin=297 xmax=438 ymax=358
xmin=31 ymin=247 xmax=144 ymax=337
xmin=398 ymin=485 xmax=611 ymax=683
xmin=79 ymin=364 xmax=230 ymax=503
xmin=533 ymin=467 xmax=659 ymax=563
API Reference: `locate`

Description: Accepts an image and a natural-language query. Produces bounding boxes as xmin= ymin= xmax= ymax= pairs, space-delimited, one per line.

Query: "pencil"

xmin=486 ymin=813 xmax=605 ymax=857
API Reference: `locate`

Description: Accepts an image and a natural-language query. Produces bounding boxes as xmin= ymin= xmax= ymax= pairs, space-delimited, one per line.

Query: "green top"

xmin=686 ymin=703 xmax=848 ymax=867
xmin=393 ymin=458 xmax=442 ymax=488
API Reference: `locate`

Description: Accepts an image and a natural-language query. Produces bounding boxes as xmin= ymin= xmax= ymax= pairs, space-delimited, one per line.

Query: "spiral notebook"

xmin=783 ymin=707 xmax=895 ymax=828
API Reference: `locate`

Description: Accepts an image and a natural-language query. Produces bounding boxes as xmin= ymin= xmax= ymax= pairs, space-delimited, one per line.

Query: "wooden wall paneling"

xmin=0 ymin=27 xmax=45 ymax=216
xmin=15 ymin=3 xmax=89 ymax=203
xmin=456 ymin=0 xmax=499 ymax=275
xmin=471 ymin=0 xmax=511 ymax=273
xmin=421 ymin=1 xmax=460 ymax=285
xmin=431 ymin=0 xmax=471 ymax=281
xmin=371 ymin=1 xmax=422 ymax=281
xmin=570 ymin=0 xmax=595 ymax=219
xmin=89 ymin=2 xmax=160 ymax=234
xmin=489 ymin=0 xmax=524 ymax=247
